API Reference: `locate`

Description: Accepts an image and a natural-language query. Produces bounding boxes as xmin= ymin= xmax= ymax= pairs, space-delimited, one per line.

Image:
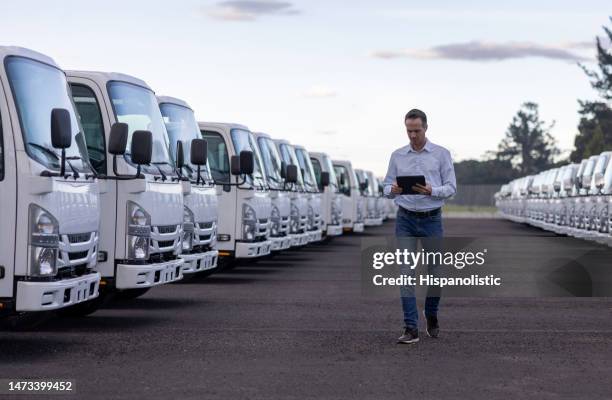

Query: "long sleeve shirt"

xmin=382 ymin=139 xmax=457 ymax=212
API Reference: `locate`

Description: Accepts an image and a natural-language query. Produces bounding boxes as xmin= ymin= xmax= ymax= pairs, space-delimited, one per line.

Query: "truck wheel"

xmin=1 ymin=312 xmax=53 ymax=331
xmin=219 ymin=257 xmax=237 ymax=271
xmin=115 ymin=288 xmax=151 ymax=300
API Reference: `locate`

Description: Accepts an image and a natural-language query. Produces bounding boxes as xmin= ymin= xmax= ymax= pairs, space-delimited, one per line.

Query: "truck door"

xmin=0 ymin=79 xmax=17 ymax=299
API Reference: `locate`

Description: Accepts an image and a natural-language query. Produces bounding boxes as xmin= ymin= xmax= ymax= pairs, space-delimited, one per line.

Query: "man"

xmin=383 ymin=109 xmax=457 ymax=344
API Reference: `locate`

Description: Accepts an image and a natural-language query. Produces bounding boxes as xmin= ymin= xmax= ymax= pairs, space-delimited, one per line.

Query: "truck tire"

xmin=0 ymin=312 xmax=53 ymax=331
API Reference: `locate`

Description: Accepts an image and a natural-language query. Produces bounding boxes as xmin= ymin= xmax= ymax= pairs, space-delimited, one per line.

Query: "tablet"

xmin=397 ymin=175 xmax=426 ymax=195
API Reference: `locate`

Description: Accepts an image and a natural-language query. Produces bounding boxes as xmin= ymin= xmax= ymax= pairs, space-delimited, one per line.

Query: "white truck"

xmin=157 ymin=96 xmax=219 ymax=274
xmin=0 ymin=47 xmax=101 ymax=326
xmin=293 ymin=145 xmax=324 ymax=242
xmin=332 ymin=160 xmax=365 ymax=233
xmin=355 ymin=169 xmax=383 ymax=227
xmin=253 ymin=132 xmax=294 ymax=252
xmin=274 ymin=139 xmax=311 ymax=246
xmin=365 ymin=170 xmax=385 ymax=226
xmin=199 ymin=123 xmax=272 ymax=264
xmin=67 ymin=71 xmax=184 ymax=306
xmin=309 ymin=152 xmax=343 ymax=237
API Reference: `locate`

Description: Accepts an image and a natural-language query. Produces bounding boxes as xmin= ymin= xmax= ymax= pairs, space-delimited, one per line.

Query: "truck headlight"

xmin=290 ymin=203 xmax=300 ymax=234
xmin=242 ymin=204 xmax=257 ymax=241
xmin=182 ymin=206 xmax=195 ymax=252
xmin=28 ymin=204 xmax=59 ymax=276
xmin=127 ymin=201 xmax=151 ymax=261
xmin=307 ymin=206 xmax=314 ymax=230
xmin=270 ymin=206 xmax=281 ymax=236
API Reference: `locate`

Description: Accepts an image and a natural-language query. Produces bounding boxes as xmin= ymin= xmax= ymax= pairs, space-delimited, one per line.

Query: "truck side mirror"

xmin=50 ymin=108 xmax=72 ymax=177
xmin=175 ymin=140 xmax=185 ymax=170
xmin=286 ymin=164 xmax=298 ymax=183
xmin=340 ymin=173 xmax=345 ymax=185
xmin=280 ymin=161 xmax=287 ymax=179
xmin=239 ymin=151 xmax=254 ymax=175
xmin=190 ymin=138 xmax=207 ymax=185
xmin=131 ymin=131 xmax=152 ymax=179
xmin=320 ymin=171 xmax=330 ymax=187
xmin=300 ymin=168 xmax=305 ymax=178
xmin=360 ymin=182 xmax=368 ymax=191
xmin=51 ymin=108 xmax=72 ymax=149
xmin=108 ymin=122 xmax=128 ymax=155
xmin=230 ymin=155 xmax=241 ymax=176
xmin=190 ymin=139 xmax=207 ymax=166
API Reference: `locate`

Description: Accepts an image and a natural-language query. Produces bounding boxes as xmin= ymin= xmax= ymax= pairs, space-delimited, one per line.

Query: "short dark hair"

xmin=405 ymin=109 xmax=427 ymax=127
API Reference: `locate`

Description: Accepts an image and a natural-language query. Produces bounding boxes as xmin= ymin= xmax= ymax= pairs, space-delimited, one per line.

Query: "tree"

xmin=570 ymin=101 xmax=612 ymax=161
xmin=454 ymin=158 xmax=520 ymax=184
xmin=581 ymin=17 xmax=612 ymax=101
xmin=571 ymin=17 xmax=612 ymax=161
xmin=496 ymin=102 xmax=559 ymax=175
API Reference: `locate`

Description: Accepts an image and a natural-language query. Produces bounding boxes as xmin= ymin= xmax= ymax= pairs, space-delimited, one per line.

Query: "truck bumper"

xmin=352 ymin=222 xmax=365 ymax=232
xmin=365 ymin=217 xmax=384 ymax=226
xmin=326 ymin=224 xmax=343 ymax=237
xmin=307 ymin=229 xmax=323 ymax=242
xmin=116 ymin=258 xmax=184 ymax=289
xmin=235 ymin=240 xmax=272 ymax=258
xmin=270 ymin=236 xmax=292 ymax=251
xmin=290 ymin=232 xmax=310 ymax=247
xmin=15 ymin=272 xmax=101 ymax=312
xmin=180 ymin=250 xmax=219 ymax=274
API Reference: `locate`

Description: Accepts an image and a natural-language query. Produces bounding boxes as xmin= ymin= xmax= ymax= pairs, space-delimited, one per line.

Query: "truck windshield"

xmin=159 ymin=102 xmax=212 ymax=183
xmin=295 ymin=148 xmax=318 ymax=192
xmin=256 ymin=136 xmax=283 ymax=190
xmin=367 ymin=172 xmax=379 ymax=195
xmin=333 ymin=164 xmax=350 ymax=195
xmin=108 ymin=81 xmax=173 ymax=176
xmin=278 ymin=143 xmax=305 ymax=190
xmin=322 ymin=155 xmax=338 ymax=191
xmin=5 ymin=56 xmax=91 ymax=173
xmin=230 ymin=128 xmax=266 ymax=188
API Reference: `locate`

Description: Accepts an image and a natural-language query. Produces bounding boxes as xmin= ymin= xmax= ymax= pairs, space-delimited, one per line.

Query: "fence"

xmin=446 ymin=184 xmax=501 ymax=207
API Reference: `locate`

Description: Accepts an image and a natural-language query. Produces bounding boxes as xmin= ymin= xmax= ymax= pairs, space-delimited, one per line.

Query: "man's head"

xmin=404 ymin=109 xmax=428 ymax=150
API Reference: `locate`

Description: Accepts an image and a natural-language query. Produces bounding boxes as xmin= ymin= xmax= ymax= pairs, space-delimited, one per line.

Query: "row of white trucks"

xmin=0 ymin=46 xmax=397 ymax=328
xmin=496 ymin=151 xmax=612 ymax=244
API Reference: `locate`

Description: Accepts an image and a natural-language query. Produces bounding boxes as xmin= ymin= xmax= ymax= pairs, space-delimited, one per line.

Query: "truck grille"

xmin=157 ymin=225 xmax=178 ymax=234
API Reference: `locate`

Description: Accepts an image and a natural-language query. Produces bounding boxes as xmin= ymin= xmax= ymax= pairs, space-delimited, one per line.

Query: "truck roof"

xmin=309 ymin=152 xmax=328 ymax=159
xmin=66 ymin=70 xmax=152 ymax=91
xmin=252 ymin=132 xmax=272 ymax=140
xmin=157 ymin=95 xmax=192 ymax=110
xmin=0 ymin=46 xmax=59 ymax=68
xmin=198 ymin=121 xmax=250 ymax=131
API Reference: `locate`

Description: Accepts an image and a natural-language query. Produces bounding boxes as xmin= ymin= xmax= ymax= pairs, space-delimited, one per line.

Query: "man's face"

xmin=405 ymin=118 xmax=427 ymax=148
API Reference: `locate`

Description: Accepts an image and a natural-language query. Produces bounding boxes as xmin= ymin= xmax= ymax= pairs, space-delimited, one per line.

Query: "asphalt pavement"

xmin=1 ymin=218 xmax=611 ymax=399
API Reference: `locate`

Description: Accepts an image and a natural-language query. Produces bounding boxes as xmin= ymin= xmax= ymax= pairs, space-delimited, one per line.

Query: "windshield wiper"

xmin=151 ymin=162 xmax=168 ymax=181
xmin=28 ymin=142 xmax=59 ymax=160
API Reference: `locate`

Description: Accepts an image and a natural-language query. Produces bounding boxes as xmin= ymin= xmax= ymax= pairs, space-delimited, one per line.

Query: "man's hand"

xmin=391 ymin=181 xmax=403 ymax=194
xmin=412 ymin=183 xmax=432 ymax=196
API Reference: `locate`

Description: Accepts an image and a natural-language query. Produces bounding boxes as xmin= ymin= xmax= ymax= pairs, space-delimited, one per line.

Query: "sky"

xmin=1 ymin=1 xmax=610 ymax=175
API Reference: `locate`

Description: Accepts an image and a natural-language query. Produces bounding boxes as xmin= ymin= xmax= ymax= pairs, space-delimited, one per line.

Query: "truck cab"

xmin=68 ymin=71 xmax=184 ymax=302
xmin=309 ymin=151 xmax=343 ymax=237
xmin=157 ymin=96 xmax=219 ymax=274
xmin=573 ymin=155 xmax=599 ymax=237
xmin=199 ymin=122 xmax=272 ymax=262
xmin=253 ymin=132 xmax=293 ymax=252
xmin=365 ymin=170 xmax=385 ymax=226
xmin=293 ymin=145 xmax=323 ymax=243
xmin=355 ymin=169 xmax=382 ymax=227
xmin=274 ymin=139 xmax=311 ymax=246
xmin=332 ymin=159 xmax=365 ymax=233
xmin=0 ymin=47 xmax=101 ymax=324
xmin=585 ymin=152 xmax=612 ymax=238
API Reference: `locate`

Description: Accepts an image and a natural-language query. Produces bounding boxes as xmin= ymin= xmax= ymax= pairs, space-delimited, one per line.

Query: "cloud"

xmin=370 ymin=41 xmax=591 ymax=63
xmin=303 ymin=85 xmax=337 ymax=98
xmin=316 ymin=130 xmax=337 ymax=136
xmin=207 ymin=1 xmax=300 ymax=21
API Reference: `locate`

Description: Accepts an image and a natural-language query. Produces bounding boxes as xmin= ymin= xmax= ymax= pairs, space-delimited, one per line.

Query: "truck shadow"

xmin=0 ymin=337 xmax=81 ymax=364
xmin=35 ymin=314 xmax=166 ymax=333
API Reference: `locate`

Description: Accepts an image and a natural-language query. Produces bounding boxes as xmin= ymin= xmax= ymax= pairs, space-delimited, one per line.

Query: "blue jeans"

xmin=395 ymin=208 xmax=443 ymax=329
